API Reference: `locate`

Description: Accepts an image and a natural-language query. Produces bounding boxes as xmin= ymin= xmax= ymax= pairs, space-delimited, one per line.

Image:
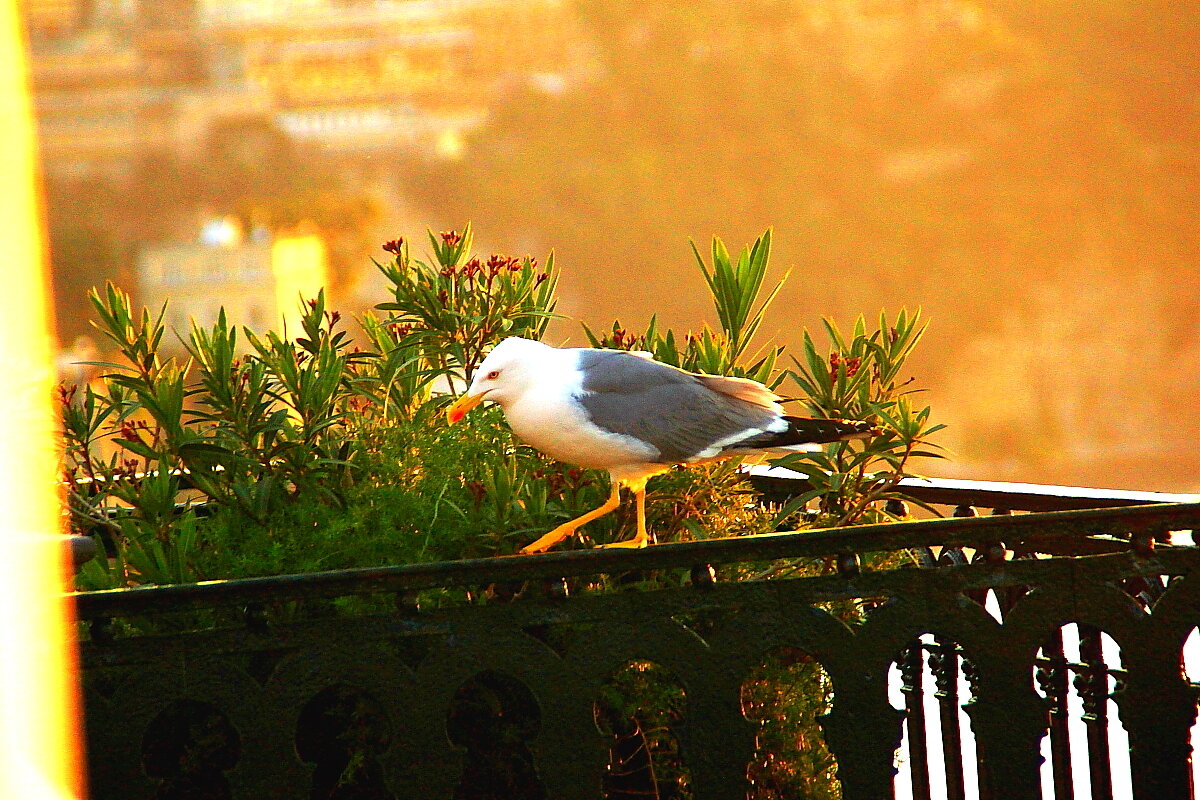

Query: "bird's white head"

xmin=445 ymin=337 xmax=550 ymax=423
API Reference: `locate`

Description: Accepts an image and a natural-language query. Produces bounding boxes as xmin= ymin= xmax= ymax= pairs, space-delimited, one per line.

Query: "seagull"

xmin=445 ymin=337 xmax=874 ymax=553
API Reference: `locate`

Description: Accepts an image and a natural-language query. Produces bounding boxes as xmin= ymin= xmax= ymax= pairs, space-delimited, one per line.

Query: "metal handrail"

xmin=72 ymin=500 xmax=1200 ymax=620
xmin=745 ymin=464 xmax=1200 ymax=512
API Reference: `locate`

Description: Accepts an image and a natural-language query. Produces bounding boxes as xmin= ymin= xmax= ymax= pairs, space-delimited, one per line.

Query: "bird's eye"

xmin=486 ymin=370 xmax=501 ymax=380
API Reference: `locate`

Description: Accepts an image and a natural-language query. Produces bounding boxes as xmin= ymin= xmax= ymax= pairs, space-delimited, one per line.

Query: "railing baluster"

xmin=1037 ymin=628 xmax=1075 ymax=800
xmin=1077 ymin=625 xmax=1114 ymax=800
xmin=1117 ymin=644 xmax=1196 ymax=800
xmin=900 ymin=643 xmax=933 ymax=800
xmin=961 ymin=658 xmax=994 ymax=800
xmin=931 ymin=637 xmax=967 ymax=800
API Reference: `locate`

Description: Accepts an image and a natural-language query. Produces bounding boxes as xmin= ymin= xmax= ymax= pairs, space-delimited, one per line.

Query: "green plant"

xmin=577 ymin=229 xmax=946 ymax=548
xmin=374 ymin=225 xmax=559 ymax=387
xmin=62 ymin=228 xmax=574 ymax=587
xmin=595 ymin=661 xmax=691 ymax=799
xmin=61 ymin=285 xmax=203 ymax=585
xmin=771 ymin=309 xmax=946 ymax=527
xmin=62 ymin=224 xmax=942 ymax=600
xmin=742 ymin=649 xmax=839 ymax=800
xmin=184 ymin=290 xmax=366 ymax=521
xmin=585 ymin=229 xmax=785 ymax=386
xmin=355 ymin=312 xmax=435 ymax=420
xmin=78 ymin=513 xmax=203 ymax=590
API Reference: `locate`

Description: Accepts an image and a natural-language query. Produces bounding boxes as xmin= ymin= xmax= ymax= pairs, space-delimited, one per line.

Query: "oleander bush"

xmin=60 ymin=225 xmax=943 ymax=800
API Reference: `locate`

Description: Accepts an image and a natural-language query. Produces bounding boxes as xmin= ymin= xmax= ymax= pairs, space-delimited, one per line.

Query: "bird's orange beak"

xmin=445 ymin=391 xmax=486 ymax=424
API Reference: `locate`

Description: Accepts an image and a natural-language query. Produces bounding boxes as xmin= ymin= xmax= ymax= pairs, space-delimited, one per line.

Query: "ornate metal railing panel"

xmin=76 ymin=501 xmax=1200 ymax=800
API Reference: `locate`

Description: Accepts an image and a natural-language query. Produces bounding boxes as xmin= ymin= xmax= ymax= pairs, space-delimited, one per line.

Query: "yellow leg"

xmin=520 ymin=483 xmax=622 ymax=554
xmin=596 ymin=484 xmax=651 ymax=549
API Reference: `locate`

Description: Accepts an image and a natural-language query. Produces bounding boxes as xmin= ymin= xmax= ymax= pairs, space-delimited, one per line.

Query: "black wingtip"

xmin=783 ymin=416 xmax=878 ymax=444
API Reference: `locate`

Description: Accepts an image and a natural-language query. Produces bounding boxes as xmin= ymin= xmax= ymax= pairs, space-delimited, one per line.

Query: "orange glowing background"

xmin=23 ymin=1 xmax=1200 ymax=492
xmin=1 ymin=1 xmax=83 ymax=796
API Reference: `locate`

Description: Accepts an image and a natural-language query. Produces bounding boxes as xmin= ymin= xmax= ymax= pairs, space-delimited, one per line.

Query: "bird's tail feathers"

xmin=782 ymin=416 xmax=877 ymax=444
xmin=730 ymin=417 xmax=877 ymax=454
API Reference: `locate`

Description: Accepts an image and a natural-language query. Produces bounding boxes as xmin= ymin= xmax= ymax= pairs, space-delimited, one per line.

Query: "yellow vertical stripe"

xmin=0 ymin=1 xmax=84 ymax=797
xmin=272 ymin=231 xmax=329 ymax=335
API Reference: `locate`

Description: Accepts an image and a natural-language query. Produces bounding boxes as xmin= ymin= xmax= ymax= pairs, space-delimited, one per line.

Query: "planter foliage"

xmin=61 ymin=226 xmax=942 ymax=799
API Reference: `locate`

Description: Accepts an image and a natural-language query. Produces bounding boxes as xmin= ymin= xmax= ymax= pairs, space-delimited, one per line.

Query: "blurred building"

xmin=23 ymin=0 xmax=575 ymax=177
xmin=136 ymin=220 xmax=328 ymax=341
xmin=207 ymin=1 xmax=490 ymax=155
xmin=137 ymin=225 xmax=275 ymax=337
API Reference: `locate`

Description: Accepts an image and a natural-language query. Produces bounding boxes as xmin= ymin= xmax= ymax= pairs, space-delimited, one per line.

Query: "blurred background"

xmin=23 ymin=0 xmax=1200 ymax=491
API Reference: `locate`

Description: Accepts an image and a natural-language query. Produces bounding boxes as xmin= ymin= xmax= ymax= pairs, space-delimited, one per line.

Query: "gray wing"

xmin=574 ymin=349 xmax=781 ymax=463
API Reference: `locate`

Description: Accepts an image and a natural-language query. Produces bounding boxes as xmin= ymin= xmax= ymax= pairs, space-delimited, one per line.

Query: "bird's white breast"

xmin=501 ymin=350 xmax=659 ymax=469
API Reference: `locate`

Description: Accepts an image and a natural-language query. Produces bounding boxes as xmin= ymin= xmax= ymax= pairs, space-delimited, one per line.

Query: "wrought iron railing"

xmin=74 ymin=477 xmax=1200 ymax=800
